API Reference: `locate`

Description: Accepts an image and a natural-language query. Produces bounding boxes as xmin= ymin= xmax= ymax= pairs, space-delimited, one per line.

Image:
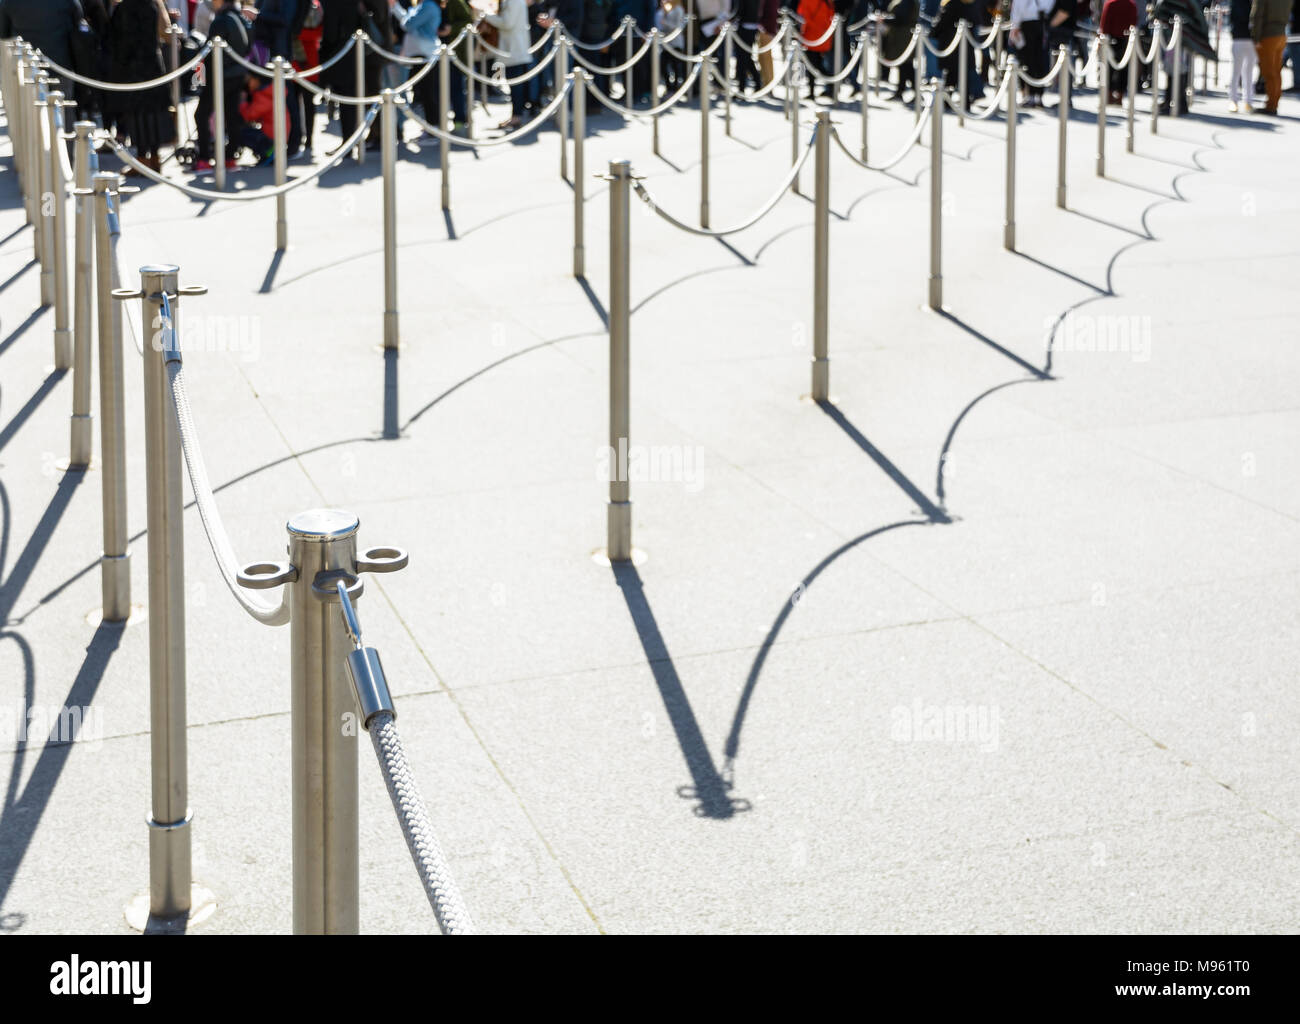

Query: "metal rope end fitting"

xmin=329 ymin=577 xmax=397 ymax=731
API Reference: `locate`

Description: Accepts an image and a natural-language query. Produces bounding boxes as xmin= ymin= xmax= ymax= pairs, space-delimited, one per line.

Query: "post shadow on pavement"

xmin=723 ymin=518 xmax=929 ymax=770
xmin=0 ymin=258 xmax=35 ymax=298
xmin=382 ymin=347 xmax=399 ymax=439
xmin=576 ymin=275 xmax=608 ymax=327
xmin=0 ymin=476 xmax=83 ymax=626
xmin=937 ymin=310 xmax=1052 ymax=381
xmin=0 ymin=374 xmax=67 ymax=455
xmin=0 ymin=308 xmax=45 ymax=362
xmin=815 ymin=400 xmax=951 ymax=523
xmin=258 ymin=249 xmax=284 ymax=293
xmin=612 ymin=563 xmax=750 ymax=819
xmin=1012 ymin=248 xmax=1107 ymax=294
xmin=0 ymin=623 xmax=123 ymax=915
xmin=0 ymin=222 xmax=28 ymax=248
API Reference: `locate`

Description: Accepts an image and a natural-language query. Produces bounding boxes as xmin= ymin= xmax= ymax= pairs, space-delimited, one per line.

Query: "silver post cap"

xmin=287 ymin=508 xmax=361 ymax=542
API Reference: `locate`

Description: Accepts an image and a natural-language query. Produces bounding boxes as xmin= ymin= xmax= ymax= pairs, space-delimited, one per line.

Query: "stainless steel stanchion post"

xmin=832 ymin=16 xmax=842 ymax=104
xmin=859 ymin=29 xmax=870 ymax=160
xmin=236 ymin=515 xmax=406 ymax=934
xmin=790 ymin=50 xmax=800 ymax=194
xmin=784 ymin=37 xmax=794 ymax=122
xmin=355 ymin=31 xmax=368 ymax=163
xmin=700 ymin=57 xmax=711 ymax=228
xmin=466 ymin=34 xmax=475 ymax=137
xmin=928 ymin=87 xmax=942 ymax=311
xmin=128 ymin=264 xmax=196 ymax=919
xmin=873 ymin=19 xmax=883 ymax=98
xmin=382 ymin=90 xmax=398 ymax=350
xmin=70 ymin=121 xmax=95 ymax=469
xmin=1096 ymin=39 xmax=1108 ymax=176
xmin=724 ymin=25 xmax=733 ymax=135
xmin=439 ymin=45 xmax=451 ymax=208
xmin=47 ymin=91 xmax=71 ymax=369
xmin=625 ymin=17 xmax=634 ymax=111
xmin=651 ymin=31 xmax=661 ymax=156
xmin=913 ymin=28 xmax=924 ymax=123
xmin=1170 ymin=17 xmax=1182 ymax=117
xmin=169 ymin=25 xmax=184 ymax=153
xmin=993 ymin=21 xmax=1004 ymax=84
xmin=1004 ymin=55 xmax=1017 ymax=251
xmin=10 ymin=52 xmax=30 ymax=215
xmin=34 ymin=88 xmax=53 ymax=309
xmin=573 ymin=71 xmax=587 ymax=276
xmin=1126 ymin=27 xmax=1137 ymax=152
xmin=94 ymin=174 xmax=130 ymax=622
xmin=23 ymin=62 xmax=41 ymax=242
xmin=274 ymin=58 xmax=289 ymax=250
xmin=1150 ymin=22 xmax=1161 ymax=134
xmin=812 ymin=111 xmax=830 ymax=401
xmin=1056 ymin=45 xmax=1069 ymax=209
xmin=606 ymin=160 xmax=633 ymax=563
xmin=285 ymin=511 xmax=361 ymax=933
xmin=957 ymin=19 xmax=968 ymax=125
xmin=214 ymin=39 xmax=228 ymax=190
xmin=557 ymin=36 xmax=569 ymax=179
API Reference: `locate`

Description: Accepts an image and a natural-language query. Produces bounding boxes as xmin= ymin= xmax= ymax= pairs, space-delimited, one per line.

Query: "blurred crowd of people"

xmin=0 ymin=0 xmax=1294 ymax=176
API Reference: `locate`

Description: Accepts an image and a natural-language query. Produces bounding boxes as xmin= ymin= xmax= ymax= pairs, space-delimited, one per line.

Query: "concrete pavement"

xmin=0 ymin=69 xmax=1297 ymax=933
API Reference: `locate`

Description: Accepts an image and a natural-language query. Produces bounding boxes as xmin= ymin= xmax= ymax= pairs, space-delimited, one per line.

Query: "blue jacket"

xmin=395 ymin=0 xmax=442 ymax=56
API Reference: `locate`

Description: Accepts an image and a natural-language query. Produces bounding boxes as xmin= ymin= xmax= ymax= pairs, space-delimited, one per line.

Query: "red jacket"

xmin=239 ymin=82 xmax=290 ymax=139
xmin=798 ymin=0 xmax=835 ymax=52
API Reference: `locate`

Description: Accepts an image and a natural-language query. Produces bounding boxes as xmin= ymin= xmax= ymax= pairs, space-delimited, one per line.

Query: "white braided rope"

xmin=369 ymin=711 xmax=476 ymax=935
xmin=165 ymin=349 xmax=289 ymax=626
